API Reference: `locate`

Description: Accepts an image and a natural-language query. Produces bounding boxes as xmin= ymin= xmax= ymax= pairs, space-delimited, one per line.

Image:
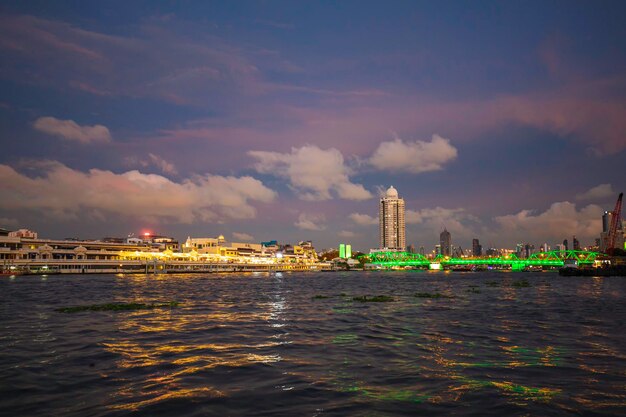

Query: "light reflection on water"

xmin=0 ymin=271 xmax=625 ymax=416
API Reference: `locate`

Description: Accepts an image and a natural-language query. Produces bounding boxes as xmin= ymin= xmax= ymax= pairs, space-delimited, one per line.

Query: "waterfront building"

xmin=563 ymin=239 xmax=569 ymax=251
xmin=379 ymin=186 xmax=405 ymax=251
xmin=440 ymin=228 xmax=451 ymax=257
xmin=573 ymin=236 xmax=580 ymax=251
xmin=1 ymin=231 xmax=322 ymax=274
xmin=8 ymin=229 xmax=38 ymax=239
xmin=472 ymin=238 xmax=482 ymax=257
xmin=419 ymin=246 xmax=425 ymax=255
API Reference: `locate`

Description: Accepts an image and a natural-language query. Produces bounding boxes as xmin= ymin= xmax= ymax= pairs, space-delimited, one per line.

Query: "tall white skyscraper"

xmin=379 ymin=186 xmax=405 ymax=250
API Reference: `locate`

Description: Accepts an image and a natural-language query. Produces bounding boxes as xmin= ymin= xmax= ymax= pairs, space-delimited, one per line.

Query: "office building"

xmin=472 ymin=238 xmax=482 ymax=257
xmin=440 ymin=228 xmax=451 ymax=256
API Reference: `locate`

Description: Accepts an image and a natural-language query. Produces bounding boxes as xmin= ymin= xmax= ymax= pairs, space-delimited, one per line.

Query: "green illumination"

xmin=339 ymin=243 xmax=346 ymax=259
xmin=346 ymin=244 xmax=352 ymax=258
xmin=363 ymin=250 xmax=600 ymax=269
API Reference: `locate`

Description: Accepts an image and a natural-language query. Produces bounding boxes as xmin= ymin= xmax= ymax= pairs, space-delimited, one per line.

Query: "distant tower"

xmin=563 ymin=239 xmax=568 ymax=251
xmin=572 ymin=236 xmax=580 ymax=251
xmin=440 ymin=228 xmax=451 ymax=256
xmin=379 ymin=186 xmax=405 ymax=250
xmin=472 ymin=238 xmax=482 ymax=257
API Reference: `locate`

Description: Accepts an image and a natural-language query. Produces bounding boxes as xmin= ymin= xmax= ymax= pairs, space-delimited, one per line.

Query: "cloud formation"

xmin=294 ymin=213 xmax=326 ymax=231
xmin=369 ymin=135 xmax=458 ymax=173
xmin=494 ymin=201 xmax=603 ymax=243
xmin=348 ymin=212 xmax=378 ymax=226
xmin=148 ymin=153 xmax=178 ymax=175
xmin=33 ymin=117 xmax=111 ymax=144
xmin=338 ymin=230 xmax=357 ymax=238
xmin=232 ymin=232 xmax=254 ymax=241
xmin=249 ymin=145 xmax=372 ymax=201
xmin=0 ymin=161 xmax=276 ymax=223
xmin=575 ymin=183 xmax=615 ymax=201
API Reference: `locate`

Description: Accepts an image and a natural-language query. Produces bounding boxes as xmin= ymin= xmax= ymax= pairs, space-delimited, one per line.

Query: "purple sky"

xmin=0 ymin=1 xmax=625 ymax=251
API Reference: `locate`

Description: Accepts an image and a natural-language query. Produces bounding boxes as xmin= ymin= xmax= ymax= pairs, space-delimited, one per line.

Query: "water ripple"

xmin=1 ymin=272 xmax=625 ymax=416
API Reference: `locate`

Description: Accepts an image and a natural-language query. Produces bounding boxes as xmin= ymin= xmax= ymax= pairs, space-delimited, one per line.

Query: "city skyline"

xmin=1 ymin=1 xmax=625 ymax=250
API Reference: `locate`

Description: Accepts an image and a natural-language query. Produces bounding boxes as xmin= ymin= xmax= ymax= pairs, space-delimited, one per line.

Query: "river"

xmin=1 ymin=271 xmax=625 ymax=416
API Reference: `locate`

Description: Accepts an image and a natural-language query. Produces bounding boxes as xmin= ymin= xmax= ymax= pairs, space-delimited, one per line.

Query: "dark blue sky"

xmin=1 ymin=1 xmax=625 ymax=250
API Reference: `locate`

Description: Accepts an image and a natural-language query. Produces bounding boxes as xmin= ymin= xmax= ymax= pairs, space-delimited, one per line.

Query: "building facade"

xmin=472 ymin=238 xmax=482 ymax=257
xmin=440 ymin=228 xmax=451 ymax=256
xmin=379 ymin=186 xmax=406 ymax=251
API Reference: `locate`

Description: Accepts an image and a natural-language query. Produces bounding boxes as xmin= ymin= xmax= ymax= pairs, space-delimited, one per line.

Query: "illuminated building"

xmin=440 ymin=228 xmax=451 ymax=256
xmin=572 ymin=236 xmax=580 ymax=251
xmin=379 ymin=186 xmax=405 ymax=250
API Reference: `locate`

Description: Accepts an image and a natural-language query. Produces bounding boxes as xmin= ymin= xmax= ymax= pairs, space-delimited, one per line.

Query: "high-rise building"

xmin=472 ymin=238 xmax=482 ymax=257
xmin=563 ymin=239 xmax=568 ymax=251
xmin=440 ymin=228 xmax=451 ymax=256
xmin=602 ymin=211 xmax=613 ymax=233
xmin=600 ymin=211 xmax=625 ymax=252
xmin=572 ymin=236 xmax=580 ymax=251
xmin=379 ymin=186 xmax=406 ymax=250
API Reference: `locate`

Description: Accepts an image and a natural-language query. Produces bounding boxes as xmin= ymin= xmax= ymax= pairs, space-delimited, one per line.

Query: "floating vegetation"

xmin=352 ymin=295 xmax=394 ymax=302
xmin=414 ymin=292 xmax=453 ymax=299
xmin=312 ymin=295 xmax=330 ymax=299
xmin=485 ymin=281 xmax=500 ymax=287
xmin=56 ymin=301 xmax=179 ymax=313
xmin=512 ymin=280 xmax=531 ymax=288
xmin=332 ymin=333 xmax=358 ymax=344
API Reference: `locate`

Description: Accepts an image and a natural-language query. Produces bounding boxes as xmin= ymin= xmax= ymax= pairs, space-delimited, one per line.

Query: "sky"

xmin=0 ymin=1 xmax=625 ymax=251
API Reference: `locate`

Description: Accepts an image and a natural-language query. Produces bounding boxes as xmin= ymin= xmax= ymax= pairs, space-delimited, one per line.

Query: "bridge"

xmin=364 ymin=250 xmax=600 ymax=271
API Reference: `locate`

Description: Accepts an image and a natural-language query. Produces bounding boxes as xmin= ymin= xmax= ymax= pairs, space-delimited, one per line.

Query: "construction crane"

xmin=605 ymin=192 xmax=623 ymax=254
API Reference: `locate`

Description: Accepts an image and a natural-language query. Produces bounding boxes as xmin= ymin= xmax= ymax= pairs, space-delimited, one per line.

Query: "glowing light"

xmin=275 ymin=252 xmax=283 ymax=259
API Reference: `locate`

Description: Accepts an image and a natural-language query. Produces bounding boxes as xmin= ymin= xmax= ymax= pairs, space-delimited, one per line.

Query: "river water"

xmin=1 ymin=271 xmax=625 ymax=416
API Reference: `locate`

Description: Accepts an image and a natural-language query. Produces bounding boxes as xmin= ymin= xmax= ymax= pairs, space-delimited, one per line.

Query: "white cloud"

xmin=348 ymin=212 xmax=378 ymax=226
xmin=494 ymin=201 xmax=603 ymax=243
xmin=294 ymin=213 xmax=326 ymax=231
xmin=0 ymin=161 xmax=276 ymax=223
xmin=33 ymin=117 xmax=111 ymax=144
xmin=576 ymin=184 xmax=615 ymax=201
xmin=338 ymin=230 xmax=357 ymax=238
xmin=232 ymin=232 xmax=254 ymax=241
xmin=406 ymin=207 xmax=478 ymax=239
xmin=249 ymin=145 xmax=372 ymax=201
xmin=369 ymin=134 xmax=457 ymax=173
xmin=148 ymin=153 xmax=178 ymax=175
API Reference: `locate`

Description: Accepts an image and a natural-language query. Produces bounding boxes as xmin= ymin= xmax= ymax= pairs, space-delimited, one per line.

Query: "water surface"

xmin=1 ymin=271 xmax=625 ymax=416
